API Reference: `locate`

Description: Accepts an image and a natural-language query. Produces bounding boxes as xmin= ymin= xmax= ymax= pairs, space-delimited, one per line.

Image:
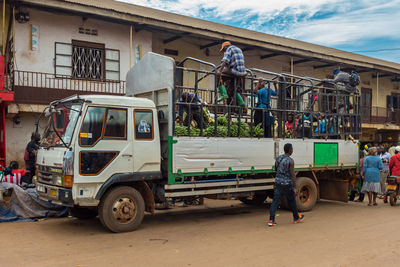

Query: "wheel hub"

xmin=112 ymin=197 xmax=137 ymax=224
xmin=299 ymin=185 xmax=312 ymax=205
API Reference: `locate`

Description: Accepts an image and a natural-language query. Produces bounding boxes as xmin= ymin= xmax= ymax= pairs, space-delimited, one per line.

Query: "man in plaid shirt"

xmin=218 ymin=41 xmax=247 ymax=77
xmin=217 ymin=41 xmax=247 ymax=109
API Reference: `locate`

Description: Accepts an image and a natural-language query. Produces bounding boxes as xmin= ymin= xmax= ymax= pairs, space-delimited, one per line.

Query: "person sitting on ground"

xmin=3 ymin=161 xmax=27 ymax=186
xmin=178 ymin=92 xmax=205 ymax=128
xmin=254 ymin=78 xmax=278 ymax=137
xmin=361 ymin=147 xmax=383 ymax=206
xmin=217 ymin=41 xmax=247 ymax=108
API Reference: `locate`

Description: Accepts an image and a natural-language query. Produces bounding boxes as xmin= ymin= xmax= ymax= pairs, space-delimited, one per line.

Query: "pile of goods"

xmin=175 ymin=113 xmax=264 ymax=138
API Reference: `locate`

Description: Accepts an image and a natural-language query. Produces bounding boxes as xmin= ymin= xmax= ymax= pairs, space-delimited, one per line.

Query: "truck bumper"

xmin=36 ymin=183 xmax=74 ymax=207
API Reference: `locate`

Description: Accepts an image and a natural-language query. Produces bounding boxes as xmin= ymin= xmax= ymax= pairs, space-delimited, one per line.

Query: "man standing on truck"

xmin=268 ymin=143 xmax=304 ymax=226
xmin=217 ymin=41 xmax=247 ymax=108
xmin=324 ymin=69 xmax=359 ymax=93
xmin=178 ymin=91 xmax=205 ymax=128
xmin=254 ymin=78 xmax=278 ymax=137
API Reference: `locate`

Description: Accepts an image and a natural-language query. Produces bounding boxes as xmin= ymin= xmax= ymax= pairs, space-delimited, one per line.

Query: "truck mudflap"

xmin=36 ymin=183 xmax=74 ymax=207
xmin=318 ymin=179 xmax=349 ymax=203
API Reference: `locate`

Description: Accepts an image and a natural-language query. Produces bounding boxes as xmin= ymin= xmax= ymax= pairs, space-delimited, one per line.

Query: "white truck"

xmin=36 ymin=53 xmax=360 ymax=232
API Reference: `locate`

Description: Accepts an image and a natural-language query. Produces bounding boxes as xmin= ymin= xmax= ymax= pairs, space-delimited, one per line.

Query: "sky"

xmin=119 ymin=0 xmax=400 ymax=64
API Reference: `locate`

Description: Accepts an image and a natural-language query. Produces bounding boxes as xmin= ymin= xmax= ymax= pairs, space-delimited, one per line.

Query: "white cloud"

xmin=283 ymin=0 xmax=400 ymax=46
xmin=119 ymin=0 xmax=400 ymax=48
xmin=119 ymin=0 xmax=339 ymax=19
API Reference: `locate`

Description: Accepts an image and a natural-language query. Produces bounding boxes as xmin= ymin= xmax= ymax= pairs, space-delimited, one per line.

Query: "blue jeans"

xmin=269 ymin=182 xmax=300 ymax=221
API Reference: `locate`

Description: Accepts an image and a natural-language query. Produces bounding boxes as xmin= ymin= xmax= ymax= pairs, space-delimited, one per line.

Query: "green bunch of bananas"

xmin=252 ymin=123 xmax=264 ymax=138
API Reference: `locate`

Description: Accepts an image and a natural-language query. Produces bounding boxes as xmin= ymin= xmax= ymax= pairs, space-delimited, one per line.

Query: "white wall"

xmin=5 ymin=112 xmax=38 ymax=167
xmin=14 ymin=8 xmax=152 ymax=80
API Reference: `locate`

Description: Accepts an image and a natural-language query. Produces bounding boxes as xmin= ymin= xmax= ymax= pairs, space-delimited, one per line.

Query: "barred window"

xmin=55 ymin=40 xmax=120 ymax=81
xmin=72 ymin=40 xmax=104 ymax=81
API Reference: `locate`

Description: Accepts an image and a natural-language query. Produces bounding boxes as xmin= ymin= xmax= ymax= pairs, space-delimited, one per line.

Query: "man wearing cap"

xmin=218 ymin=41 xmax=247 ymax=78
xmin=217 ymin=41 xmax=247 ymax=109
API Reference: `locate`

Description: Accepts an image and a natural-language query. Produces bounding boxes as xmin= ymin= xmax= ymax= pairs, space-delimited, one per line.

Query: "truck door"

xmin=77 ymin=106 xmax=133 ymax=186
xmin=132 ymin=109 xmax=160 ymax=173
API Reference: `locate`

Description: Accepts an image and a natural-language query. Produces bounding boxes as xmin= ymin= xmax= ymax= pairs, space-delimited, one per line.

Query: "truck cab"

xmin=36 ymin=95 xmax=161 ymax=231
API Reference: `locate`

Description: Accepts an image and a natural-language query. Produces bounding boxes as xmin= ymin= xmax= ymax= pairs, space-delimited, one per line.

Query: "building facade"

xmin=2 ymin=0 xmax=400 ymax=165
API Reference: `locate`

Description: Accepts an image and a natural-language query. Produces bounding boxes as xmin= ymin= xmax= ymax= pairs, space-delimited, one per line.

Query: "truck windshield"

xmin=41 ymin=101 xmax=83 ymax=147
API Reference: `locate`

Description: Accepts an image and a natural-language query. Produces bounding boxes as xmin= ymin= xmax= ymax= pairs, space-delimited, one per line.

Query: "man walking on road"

xmin=268 ymin=143 xmax=304 ymax=226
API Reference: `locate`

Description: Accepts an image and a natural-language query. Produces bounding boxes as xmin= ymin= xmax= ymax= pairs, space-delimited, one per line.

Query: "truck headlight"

xmin=55 ymin=175 xmax=63 ymax=186
xmin=62 ymin=150 xmax=74 ymax=188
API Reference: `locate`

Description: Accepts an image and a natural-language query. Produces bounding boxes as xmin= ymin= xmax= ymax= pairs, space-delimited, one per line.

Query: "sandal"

xmin=373 ymin=203 xmax=378 ymax=206
xmin=368 ymin=203 xmax=372 ymax=206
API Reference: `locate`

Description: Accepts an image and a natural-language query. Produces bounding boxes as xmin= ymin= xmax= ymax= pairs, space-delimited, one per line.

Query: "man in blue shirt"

xmin=178 ymin=92 xmax=204 ymax=128
xmin=254 ymin=78 xmax=278 ymax=137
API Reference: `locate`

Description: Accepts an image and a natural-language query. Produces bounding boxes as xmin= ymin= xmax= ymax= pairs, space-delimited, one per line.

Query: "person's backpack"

xmin=349 ymin=71 xmax=360 ymax=87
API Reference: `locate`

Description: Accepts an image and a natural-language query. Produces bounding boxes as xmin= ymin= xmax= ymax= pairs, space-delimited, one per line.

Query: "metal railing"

xmin=362 ymin=106 xmax=400 ymax=125
xmin=174 ymin=56 xmax=362 ymax=139
xmin=13 ymin=70 xmax=125 ymax=94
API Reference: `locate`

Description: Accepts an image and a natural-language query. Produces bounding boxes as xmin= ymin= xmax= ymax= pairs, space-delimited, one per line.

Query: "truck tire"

xmin=296 ymin=177 xmax=318 ymax=212
xmin=98 ymin=186 xmax=145 ymax=233
xmin=239 ymin=193 xmax=267 ymax=205
xmin=389 ymin=194 xmax=397 ymax=206
xmin=67 ymin=207 xmax=97 ymax=219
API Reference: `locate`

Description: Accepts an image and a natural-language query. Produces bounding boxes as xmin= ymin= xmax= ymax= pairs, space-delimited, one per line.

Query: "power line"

xmin=351 ymin=48 xmax=400 ymax=53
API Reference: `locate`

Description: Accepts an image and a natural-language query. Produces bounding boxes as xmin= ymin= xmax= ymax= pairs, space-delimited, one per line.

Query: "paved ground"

xmin=0 ymin=198 xmax=399 ymax=267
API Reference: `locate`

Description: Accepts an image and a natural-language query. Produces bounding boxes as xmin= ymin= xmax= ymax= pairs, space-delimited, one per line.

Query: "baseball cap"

xmin=220 ymin=41 xmax=231 ymax=52
xmin=395 ymin=146 xmax=400 ymax=152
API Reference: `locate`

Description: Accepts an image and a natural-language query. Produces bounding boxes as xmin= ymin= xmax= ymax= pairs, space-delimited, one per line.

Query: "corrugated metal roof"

xmin=21 ymin=0 xmax=400 ymax=74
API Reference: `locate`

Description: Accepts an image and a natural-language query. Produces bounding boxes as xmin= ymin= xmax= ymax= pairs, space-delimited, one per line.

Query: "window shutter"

xmin=105 ymin=49 xmax=120 ymax=81
xmin=55 ymin=43 xmax=72 ymax=76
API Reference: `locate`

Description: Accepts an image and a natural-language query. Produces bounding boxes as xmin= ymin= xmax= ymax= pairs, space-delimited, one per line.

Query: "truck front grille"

xmin=37 ymin=165 xmax=62 ymax=185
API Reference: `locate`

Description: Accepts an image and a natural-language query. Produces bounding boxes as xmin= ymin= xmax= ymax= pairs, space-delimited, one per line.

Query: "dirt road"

xmin=0 ymin=199 xmax=399 ymax=267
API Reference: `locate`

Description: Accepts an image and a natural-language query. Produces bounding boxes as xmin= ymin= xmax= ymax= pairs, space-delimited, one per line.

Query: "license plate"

xmin=49 ymin=189 xmax=57 ymax=197
xmin=36 ymin=185 xmax=45 ymax=193
xmin=387 ymin=184 xmax=397 ymax=190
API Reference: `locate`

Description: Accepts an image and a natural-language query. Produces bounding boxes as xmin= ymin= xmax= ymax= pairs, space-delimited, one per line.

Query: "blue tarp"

xmin=0 ymin=183 xmax=68 ymax=223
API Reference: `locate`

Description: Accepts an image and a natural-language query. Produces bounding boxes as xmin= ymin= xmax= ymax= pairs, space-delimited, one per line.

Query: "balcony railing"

xmin=361 ymin=106 xmax=400 ymax=125
xmin=13 ymin=70 xmax=125 ymax=94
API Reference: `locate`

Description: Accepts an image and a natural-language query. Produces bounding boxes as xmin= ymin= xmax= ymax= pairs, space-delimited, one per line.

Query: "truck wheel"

xmin=67 ymin=207 xmax=97 ymax=219
xmin=389 ymin=194 xmax=397 ymax=206
xmin=296 ymin=177 xmax=318 ymax=212
xmin=239 ymin=193 xmax=267 ymax=205
xmin=98 ymin=186 xmax=145 ymax=233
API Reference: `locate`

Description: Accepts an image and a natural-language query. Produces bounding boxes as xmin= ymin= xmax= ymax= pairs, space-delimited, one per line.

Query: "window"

xmin=134 ymin=110 xmax=153 ymax=140
xmin=80 ymin=107 xmax=106 ymax=146
xmin=104 ymin=109 xmax=127 ymax=138
xmin=80 ymin=151 xmax=118 ymax=175
xmin=55 ymin=41 xmax=120 ymax=81
xmin=72 ymin=40 xmax=104 ymax=81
